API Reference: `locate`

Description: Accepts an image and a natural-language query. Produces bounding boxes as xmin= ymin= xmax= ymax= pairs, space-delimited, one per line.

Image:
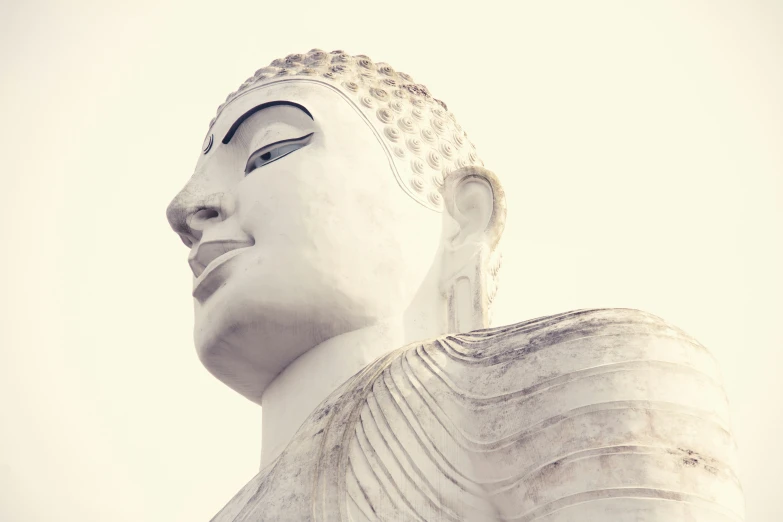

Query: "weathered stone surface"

xmin=212 ymin=309 xmax=743 ymax=521
xmin=165 ymin=50 xmax=745 ymax=521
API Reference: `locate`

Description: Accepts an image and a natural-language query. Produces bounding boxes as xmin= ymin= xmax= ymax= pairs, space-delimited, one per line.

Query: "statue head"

xmin=166 ymin=50 xmax=506 ymax=403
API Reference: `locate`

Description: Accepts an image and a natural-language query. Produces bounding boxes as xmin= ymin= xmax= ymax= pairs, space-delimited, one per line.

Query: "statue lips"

xmin=190 ymin=239 xmax=255 ymax=302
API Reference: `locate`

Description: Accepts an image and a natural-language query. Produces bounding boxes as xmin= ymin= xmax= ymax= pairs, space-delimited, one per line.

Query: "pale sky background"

xmin=1 ymin=1 xmax=780 ymax=520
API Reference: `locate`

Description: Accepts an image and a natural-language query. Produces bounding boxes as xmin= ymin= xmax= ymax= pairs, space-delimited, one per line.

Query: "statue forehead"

xmin=204 ymin=80 xmax=353 ymax=149
xmin=198 ymin=50 xmax=485 ymax=211
xmin=195 ymin=80 xmax=393 ymax=188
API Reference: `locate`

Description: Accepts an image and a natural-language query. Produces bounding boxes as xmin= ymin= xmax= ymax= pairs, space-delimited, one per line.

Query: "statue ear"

xmin=442 ymin=165 xmax=506 ymax=250
xmin=440 ymin=166 xmax=506 ymax=333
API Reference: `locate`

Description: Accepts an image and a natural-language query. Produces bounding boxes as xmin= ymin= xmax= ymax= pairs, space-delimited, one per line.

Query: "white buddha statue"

xmin=166 ymin=49 xmax=745 ymax=521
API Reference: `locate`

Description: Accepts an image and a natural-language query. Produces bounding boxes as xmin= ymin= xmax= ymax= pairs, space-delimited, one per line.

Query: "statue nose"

xmin=166 ymin=188 xmax=233 ymax=247
xmin=188 ymin=207 xmax=222 ymax=233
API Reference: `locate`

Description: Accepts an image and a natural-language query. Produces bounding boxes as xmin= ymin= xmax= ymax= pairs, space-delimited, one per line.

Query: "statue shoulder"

xmin=448 ymin=307 xmax=707 ymax=358
xmin=355 ymin=308 xmax=742 ymax=520
xmin=414 ymin=307 xmax=721 ymax=389
xmin=215 ymin=309 xmax=742 ymax=520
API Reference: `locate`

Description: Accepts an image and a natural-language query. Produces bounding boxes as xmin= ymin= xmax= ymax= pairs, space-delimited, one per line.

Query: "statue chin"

xmin=165 ymin=49 xmax=746 ymax=521
xmin=192 ymin=285 xmax=365 ymax=403
xmin=190 ymin=246 xmax=422 ymax=403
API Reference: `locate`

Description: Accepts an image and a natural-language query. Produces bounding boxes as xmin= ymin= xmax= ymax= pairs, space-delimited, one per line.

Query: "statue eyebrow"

xmin=222 ymin=101 xmax=314 ymax=144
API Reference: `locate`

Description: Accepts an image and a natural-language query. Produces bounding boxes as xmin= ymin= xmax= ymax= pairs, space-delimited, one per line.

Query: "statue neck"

xmin=258 ymin=312 xmax=443 ymax=469
xmin=257 ymin=249 xmax=490 ymax=469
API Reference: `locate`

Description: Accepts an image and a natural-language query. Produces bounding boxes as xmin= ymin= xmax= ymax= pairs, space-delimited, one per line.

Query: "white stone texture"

xmin=166 ymin=50 xmax=744 ymax=521
xmin=211 ymin=309 xmax=743 ymax=521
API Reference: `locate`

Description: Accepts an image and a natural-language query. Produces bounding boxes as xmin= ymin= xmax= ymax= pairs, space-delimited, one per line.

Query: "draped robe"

xmin=212 ymin=308 xmax=744 ymax=521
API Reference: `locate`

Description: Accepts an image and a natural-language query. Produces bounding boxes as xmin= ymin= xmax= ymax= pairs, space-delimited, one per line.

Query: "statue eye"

xmin=245 ymin=132 xmax=314 ymax=175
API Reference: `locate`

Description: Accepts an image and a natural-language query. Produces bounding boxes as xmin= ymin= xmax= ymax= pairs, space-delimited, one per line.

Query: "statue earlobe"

xmin=440 ymin=166 xmax=506 ymax=333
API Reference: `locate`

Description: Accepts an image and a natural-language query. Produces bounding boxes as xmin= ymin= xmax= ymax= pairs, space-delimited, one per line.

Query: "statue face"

xmin=167 ymin=81 xmax=443 ymax=402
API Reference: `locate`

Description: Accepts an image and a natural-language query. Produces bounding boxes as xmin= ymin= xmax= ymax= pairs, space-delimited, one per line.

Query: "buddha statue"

xmin=166 ymin=50 xmax=745 ymax=521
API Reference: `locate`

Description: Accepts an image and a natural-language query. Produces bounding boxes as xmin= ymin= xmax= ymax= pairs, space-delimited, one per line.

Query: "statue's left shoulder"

xmin=393 ymin=308 xmax=745 ymax=521
xmin=326 ymin=309 xmax=743 ymax=521
xmin=422 ymin=307 xmax=724 ymax=400
xmin=452 ymin=307 xmax=710 ymax=365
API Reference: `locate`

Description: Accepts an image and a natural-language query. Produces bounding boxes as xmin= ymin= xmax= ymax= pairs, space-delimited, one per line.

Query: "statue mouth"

xmin=190 ymin=239 xmax=255 ymax=301
xmin=189 ymin=239 xmax=255 ymax=277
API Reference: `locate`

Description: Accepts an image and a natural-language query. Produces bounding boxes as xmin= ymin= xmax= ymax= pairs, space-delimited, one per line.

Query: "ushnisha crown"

xmin=208 ymin=49 xmax=484 ymax=212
